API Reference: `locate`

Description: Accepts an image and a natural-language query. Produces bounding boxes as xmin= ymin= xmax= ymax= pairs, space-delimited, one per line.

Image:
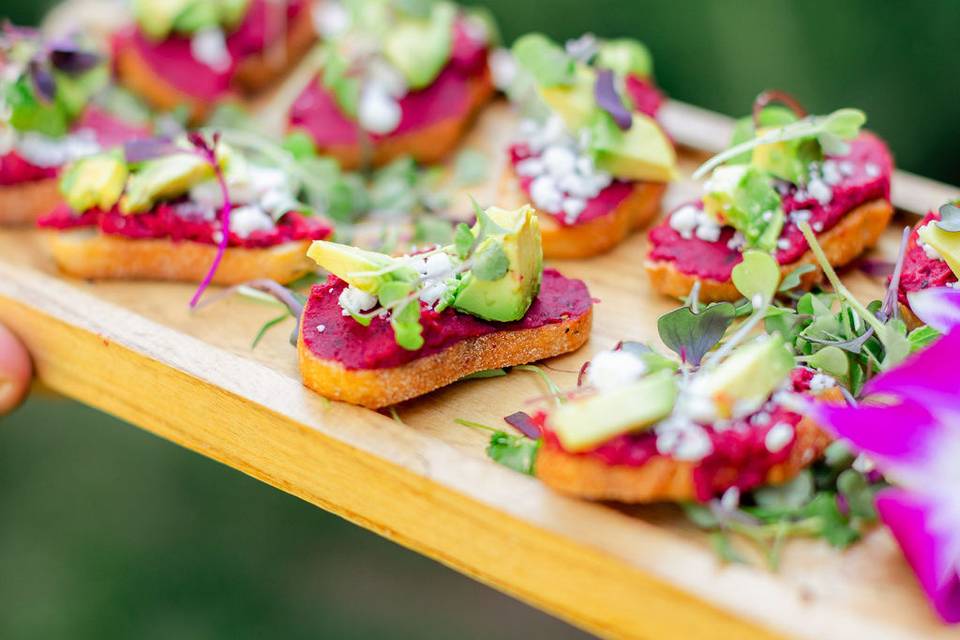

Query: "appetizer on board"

xmin=897 ymin=201 xmax=960 ymax=328
xmin=1 ymin=27 xmax=151 ymax=224
xmin=646 ymin=91 xmax=894 ymax=301
xmin=37 ymin=135 xmax=332 ymax=286
xmin=287 ymin=0 xmax=495 ymax=169
xmin=112 ymin=0 xmax=317 ymax=122
xmin=496 ymin=33 xmax=676 ymax=259
xmin=300 ymin=205 xmax=592 ymax=408
xmin=533 ymin=337 xmax=839 ymax=503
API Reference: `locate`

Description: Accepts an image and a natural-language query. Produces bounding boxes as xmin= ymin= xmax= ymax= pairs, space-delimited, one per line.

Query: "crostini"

xmin=300 ymin=204 xmax=592 ymax=408
xmin=1 ymin=27 xmax=151 ymax=224
xmin=112 ymin=0 xmax=316 ymax=123
xmin=897 ymin=201 xmax=960 ymax=328
xmin=37 ymin=135 xmax=332 ymax=287
xmin=287 ymin=0 xmax=495 ymax=169
xmin=532 ymin=337 xmax=838 ymax=503
xmin=646 ymin=91 xmax=894 ymax=302
xmin=495 ymin=33 xmax=676 ymax=259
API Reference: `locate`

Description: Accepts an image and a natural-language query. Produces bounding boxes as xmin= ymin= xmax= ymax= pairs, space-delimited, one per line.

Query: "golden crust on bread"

xmin=0 ymin=178 xmax=62 ymax=226
xmin=114 ymin=7 xmax=316 ymax=124
xmin=534 ymin=387 xmax=842 ymax=503
xmin=645 ymin=198 xmax=894 ymax=302
xmin=45 ymin=229 xmax=314 ymax=284
xmin=313 ymin=69 xmax=495 ymax=170
xmin=498 ymin=164 xmax=666 ymax=259
xmin=297 ymin=305 xmax=592 ymax=409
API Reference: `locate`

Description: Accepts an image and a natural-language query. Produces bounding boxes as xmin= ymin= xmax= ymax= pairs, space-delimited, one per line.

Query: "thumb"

xmin=0 ymin=323 xmax=32 ymax=414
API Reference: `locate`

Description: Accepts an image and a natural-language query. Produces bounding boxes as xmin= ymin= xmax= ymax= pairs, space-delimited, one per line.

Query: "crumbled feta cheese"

xmin=316 ymin=324 xmax=326 ymax=333
xmin=720 ymin=487 xmax=740 ymax=511
xmin=529 ymin=175 xmax=562 ymax=212
xmin=586 ymin=349 xmax=647 ymax=391
xmin=357 ymin=84 xmax=401 ymax=134
xmin=726 ymin=232 xmax=746 ymax=251
xmin=812 ymin=221 xmax=824 ymax=232
xmin=852 ymin=454 xmax=875 ymax=473
xmin=670 ymin=425 xmax=713 ymax=461
xmin=367 ymin=59 xmax=408 ymax=99
xmin=777 ymin=238 xmax=792 ymax=251
xmin=821 ymin=160 xmax=842 ymax=186
xmin=541 ymin=145 xmax=577 ymax=178
xmin=229 ymin=205 xmax=275 ymax=238
xmin=917 ymin=226 xmax=943 ymax=261
xmin=669 ymin=205 xmax=699 ymax=239
xmin=839 ymin=161 xmax=855 ymax=177
xmin=751 ymin=411 xmax=771 ymax=426
xmin=789 ymin=209 xmax=812 ymax=224
xmin=865 ymin=163 xmax=881 ymax=178
xmin=562 ymin=197 xmax=586 ymax=223
xmin=807 ymin=178 xmax=833 ymax=205
xmin=191 ymin=28 xmax=231 ymax=73
xmin=694 ymin=215 xmax=722 ymax=242
xmin=312 ymin=1 xmax=350 ymax=37
xmin=339 ymin=286 xmax=378 ymax=316
xmin=489 ymin=48 xmax=517 ymax=91
xmin=809 ymin=373 xmax=837 ymax=392
xmin=704 ymin=164 xmax=747 ymax=197
xmin=15 ymin=129 xmax=99 ymax=167
xmin=515 ymin=157 xmax=544 ymax=177
xmin=764 ymin=422 xmax=794 ymax=453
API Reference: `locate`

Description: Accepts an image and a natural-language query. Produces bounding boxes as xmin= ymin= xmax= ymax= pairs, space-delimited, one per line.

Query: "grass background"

xmin=2 ymin=1 xmax=958 ymax=638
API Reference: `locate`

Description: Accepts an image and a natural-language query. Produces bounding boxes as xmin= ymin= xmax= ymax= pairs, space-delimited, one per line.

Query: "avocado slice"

xmin=59 ymin=154 xmax=128 ymax=213
xmin=592 ymin=111 xmax=677 ymax=182
xmin=120 ymin=153 xmax=216 ymax=215
xmin=550 ymin=370 xmax=677 ymax=453
xmin=133 ymin=0 xmax=194 ymax=40
xmin=595 ymin=39 xmax=652 ymax=78
xmin=538 ymin=65 xmax=597 ymax=133
xmin=451 ymin=205 xmax=543 ymax=322
xmin=383 ymin=1 xmax=455 ymax=90
xmin=917 ymin=223 xmax=960 ymax=278
xmin=686 ymin=334 xmax=794 ymax=421
xmin=306 ymin=241 xmax=420 ymax=294
xmin=750 ymin=127 xmax=821 ymax=185
xmin=134 ymin=0 xmax=249 ymax=39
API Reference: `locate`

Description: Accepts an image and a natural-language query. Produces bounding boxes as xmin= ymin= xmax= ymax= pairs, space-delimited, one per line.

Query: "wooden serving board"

xmin=2 ymin=87 xmax=958 ymax=638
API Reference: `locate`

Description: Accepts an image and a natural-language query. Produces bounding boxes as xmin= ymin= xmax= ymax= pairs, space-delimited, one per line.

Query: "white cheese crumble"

xmin=764 ymin=422 xmax=794 ymax=453
xmin=789 ymin=209 xmax=812 ymax=224
xmin=655 ymin=417 xmax=713 ymax=461
xmin=852 ymin=454 xmax=875 ymax=473
xmin=15 ymin=129 xmax=100 ymax=167
xmin=312 ymin=1 xmax=350 ymax=37
xmin=229 ymin=205 xmax=275 ymax=239
xmin=807 ymin=177 xmax=833 ymax=205
xmin=703 ymin=164 xmax=747 ymax=196
xmin=489 ymin=48 xmax=517 ymax=91
xmin=586 ymin=349 xmax=648 ymax=391
xmin=865 ymin=163 xmax=881 ymax=178
xmin=357 ymin=83 xmax=402 ymax=134
xmin=339 ymin=286 xmax=378 ymax=316
xmin=409 ymin=251 xmax=455 ymax=306
xmin=316 ymin=324 xmax=326 ymax=333
xmin=720 ymin=486 xmax=740 ymax=511
xmin=776 ymin=238 xmax=792 ymax=251
xmin=191 ymin=28 xmax=232 ymax=73
xmin=917 ymin=224 xmax=944 ymax=261
xmin=669 ymin=205 xmax=722 ymax=243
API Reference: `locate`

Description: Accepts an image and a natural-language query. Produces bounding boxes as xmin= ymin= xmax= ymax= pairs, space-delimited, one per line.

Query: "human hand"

xmin=0 ymin=324 xmax=31 ymax=414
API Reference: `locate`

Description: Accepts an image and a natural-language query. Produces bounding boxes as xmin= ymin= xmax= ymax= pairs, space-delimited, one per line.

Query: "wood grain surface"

xmin=2 ymin=62 xmax=959 ymax=637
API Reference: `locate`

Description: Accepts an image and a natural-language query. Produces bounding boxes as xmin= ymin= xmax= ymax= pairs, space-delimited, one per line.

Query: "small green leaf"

xmin=487 ymin=432 xmax=540 ymax=475
xmin=251 ymin=313 xmax=290 ymax=349
xmin=348 ymin=311 xmax=373 ymax=327
xmin=471 ymin=241 xmax=509 ymax=281
xmin=732 ymin=250 xmax=781 ymax=302
xmin=778 ymin=264 xmax=816 ymax=292
xmin=460 ymin=368 xmax=507 ymax=380
xmin=821 ymin=108 xmax=867 ymax=140
xmin=709 ymin=531 xmax=749 ymax=565
xmin=453 ymin=222 xmax=474 ymax=259
xmin=657 ymin=302 xmax=737 ymax=366
xmin=753 ymin=471 xmax=814 ymax=510
xmin=682 ymin=503 xmax=720 ymax=529
xmin=908 ymin=324 xmax=941 ymax=352
xmin=511 ymin=33 xmax=575 ymax=87
xmin=805 ymin=345 xmax=848 ymax=378
xmin=935 ymin=203 xmax=960 ymax=232
xmin=837 ymin=469 xmax=877 ymax=520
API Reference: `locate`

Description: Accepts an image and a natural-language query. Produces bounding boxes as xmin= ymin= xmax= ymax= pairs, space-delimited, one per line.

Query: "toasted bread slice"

xmin=114 ymin=7 xmax=315 ymax=124
xmin=535 ymin=387 xmax=841 ymax=503
xmin=646 ymin=199 xmax=894 ymax=302
xmin=498 ymin=165 xmax=666 ymax=259
xmin=313 ymin=69 xmax=495 ymax=170
xmin=0 ymin=179 xmax=62 ymax=226
xmin=45 ymin=229 xmax=314 ymax=284
xmin=297 ymin=305 xmax=592 ymax=409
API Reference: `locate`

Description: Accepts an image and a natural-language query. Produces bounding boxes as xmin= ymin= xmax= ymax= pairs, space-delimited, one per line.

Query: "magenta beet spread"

xmin=648 ymin=132 xmax=893 ymax=282
xmin=287 ymin=21 xmax=488 ymax=147
xmin=301 ymin=268 xmax=592 ymax=370
xmin=0 ymin=151 xmax=58 ymax=186
xmin=37 ymin=202 xmax=331 ymax=248
xmin=899 ymin=210 xmax=957 ymax=305
xmin=538 ymin=368 xmax=819 ymax=502
xmin=113 ymin=0 xmax=305 ymax=100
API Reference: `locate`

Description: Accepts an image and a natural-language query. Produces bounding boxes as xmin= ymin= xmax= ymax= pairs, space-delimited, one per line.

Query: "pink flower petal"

xmin=908 ymin=287 xmax=960 ymax=333
xmin=876 ymin=488 xmax=960 ymax=623
xmin=863 ymin=329 xmax=960 ymax=407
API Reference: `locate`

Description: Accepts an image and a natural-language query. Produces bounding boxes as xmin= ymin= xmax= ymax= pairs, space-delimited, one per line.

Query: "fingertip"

xmin=0 ymin=324 xmax=32 ymax=415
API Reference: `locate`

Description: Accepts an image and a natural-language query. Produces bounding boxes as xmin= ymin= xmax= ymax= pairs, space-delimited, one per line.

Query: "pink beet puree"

xmin=287 ymin=21 xmax=488 ymax=147
xmin=72 ymin=105 xmax=153 ymax=149
xmin=37 ymin=202 xmax=332 ymax=248
xmin=538 ymin=368 xmax=818 ymax=502
xmin=898 ymin=210 xmax=957 ymax=305
xmin=301 ymin=268 xmax=592 ymax=370
xmin=508 ymin=143 xmax=635 ymax=227
xmin=624 ymin=75 xmax=663 ymax=119
xmin=648 ymin=132 xmax=893 ymax=282
xmin=0 ymin=151 xmax=58 ymax=186
xmin=114 ymin=0 xmax=305 ymax=100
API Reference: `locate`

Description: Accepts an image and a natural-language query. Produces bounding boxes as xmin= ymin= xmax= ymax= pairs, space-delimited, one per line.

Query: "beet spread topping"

xmin=37 ymin=202 xmax=331 ymax=249
xmin=302 ymin=268 xmax=591 ymax=370
xmin=0 ymin=150 xmax=58 ymax=186
xmin=114 ymin=0 xmax=305 ymax=101
xmin=72 ymin=105 xmax=153 ymax=150
xmin=899 ymin=210 xmax=957 ymax=305
xmin=649 ymin=132 xmax=893 ymax=282
xmin=288 ymin=21 xmax=488 ymax=147
xmin=539 ymin=368 xmax=818 ymax=502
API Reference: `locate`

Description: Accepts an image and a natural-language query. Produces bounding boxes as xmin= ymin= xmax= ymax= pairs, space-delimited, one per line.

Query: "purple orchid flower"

xmin=804 ymin=286 xmax=960 ymax=623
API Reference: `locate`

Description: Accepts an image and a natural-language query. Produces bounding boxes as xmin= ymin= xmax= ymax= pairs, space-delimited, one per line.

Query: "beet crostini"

xmin=897 ymin=201 xmax=960 ymax=328
xmin=38 ymin=135 xmax=332 ymax=288
xmin=495 ymin=33 xmax=676 ymax=259
xmin=300 ymin=204 xmax=592 ymax=408
xmin=533 ymin=337 xmax=838 ymax=503
xmin=1 ymin=27 xmax=151 ymax=224
xmin=287 ymin=0 xmax=495 ymax=170
xmin=646 ymin=92 xmax=894 ymax=302
xmin=113 ymin=0 xmax=317 ymax=123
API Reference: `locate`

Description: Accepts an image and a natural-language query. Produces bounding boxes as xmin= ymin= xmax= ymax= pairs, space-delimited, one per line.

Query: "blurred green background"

xmin=2 ymin=1 xmax=959 ymax=638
